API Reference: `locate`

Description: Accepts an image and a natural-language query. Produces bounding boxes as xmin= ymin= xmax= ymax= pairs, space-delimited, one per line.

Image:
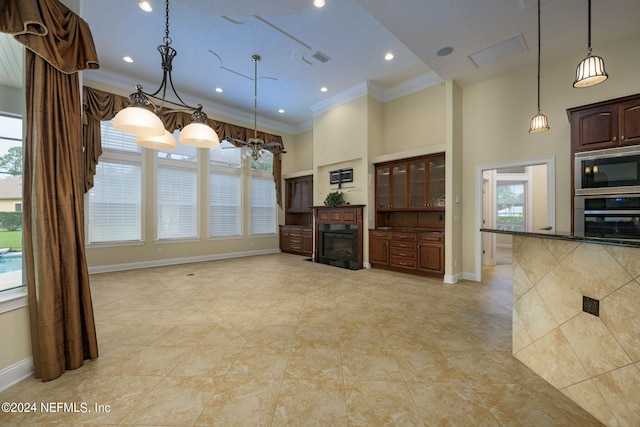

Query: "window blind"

xmin=209 ymin=172 xmax=241 ymax=237
xmin=157 ymin=167 xmax=198 ymax=239
xmin=250 ymin=176 xmax=276 ymax=235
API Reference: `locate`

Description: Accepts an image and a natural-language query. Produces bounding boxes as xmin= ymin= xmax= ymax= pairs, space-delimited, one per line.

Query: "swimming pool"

xmin=0 ymin=252 xmax=22 ymax=274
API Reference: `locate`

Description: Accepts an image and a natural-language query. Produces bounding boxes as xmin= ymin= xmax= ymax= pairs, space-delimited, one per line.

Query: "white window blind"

xmin=210 ymin=141 xmax=241 ymax=168
xmin=88 ymin=160 xmax=142 ymax=243
xmin=250 ymin=176 xmax=276 ymax=235
xmin=209 ymin=172 xmax=241 ymax=237
xmin=157 ymin=166 xmax=198 ymax=239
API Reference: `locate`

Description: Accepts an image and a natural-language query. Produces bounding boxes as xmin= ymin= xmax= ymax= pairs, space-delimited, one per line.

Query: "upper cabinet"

xmin=284 ymin=175 xmax=313 ymax=226
xmin=568 ymin=93 xmax=640 ymax=152
xmin=376 ymin=154 xmax=445 ymax=211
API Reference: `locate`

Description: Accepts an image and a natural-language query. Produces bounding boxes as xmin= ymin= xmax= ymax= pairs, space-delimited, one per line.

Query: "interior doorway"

xmin=476 ymin=158 xmax=556 ymax=281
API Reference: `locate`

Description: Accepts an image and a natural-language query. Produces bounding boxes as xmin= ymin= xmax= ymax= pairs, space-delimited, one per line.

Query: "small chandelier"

xmin=573 ymin=0 xmax=608 ymax=88
xmin=226 ymin=55 xmax=286 ymax=160
xmin=529 ymin=0 xmax=549 ymax=133
xmin=113 ymin=0 xmax=220 ymax=149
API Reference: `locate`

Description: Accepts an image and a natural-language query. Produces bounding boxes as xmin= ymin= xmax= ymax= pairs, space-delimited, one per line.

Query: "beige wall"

xmin=0 ymin=307 xmax=30 ymax=370
xmin=461 ymin=32 xmax=640 ymax=276
xmin=0 ymin=199 xmax=21 ymax=212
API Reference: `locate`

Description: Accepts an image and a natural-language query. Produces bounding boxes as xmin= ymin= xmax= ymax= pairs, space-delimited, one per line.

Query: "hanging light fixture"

xmin=573 ymin=0 xmax=608 ymax=88
xmin=226 ymin=55 xmax=286 ymax=160
xmin=529 ymin=0 xmax=549 ymax=133
xmin=113 ymin=0 xmax=220 ymax=149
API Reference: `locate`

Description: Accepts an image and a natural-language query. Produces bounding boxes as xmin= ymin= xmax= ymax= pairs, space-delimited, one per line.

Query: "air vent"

xmin=468 ymin=34 xmax=527 ymax=69
xmin=312 ymin=51 xmax=331 ymax=63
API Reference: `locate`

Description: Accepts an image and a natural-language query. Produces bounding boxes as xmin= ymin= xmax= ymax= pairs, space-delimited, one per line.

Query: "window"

xmin=156 ymin=141 xmax=198 ymax=240
xmin=87 ymin=121 xmax=143 ymax=244
xmin=496 ymin=181 xmax=526 ymax=232
xmin=250 ymin=150 xmax=276 ymax=235
xmin=209 ymin=141 xmax=242 ymax=237
xmin=0 ymin=114 xmax=24 ymax=293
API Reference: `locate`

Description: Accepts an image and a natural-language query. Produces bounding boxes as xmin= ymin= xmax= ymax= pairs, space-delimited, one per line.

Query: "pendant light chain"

xmin=586 ymin=0 xmax=592 ymax=55
xmin=536 ymin=0 xmax=541 ymax=114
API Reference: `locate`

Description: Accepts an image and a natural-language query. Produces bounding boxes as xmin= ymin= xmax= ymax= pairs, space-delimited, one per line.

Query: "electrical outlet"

xmin=582 ymin=295 xmax=599 ymax=317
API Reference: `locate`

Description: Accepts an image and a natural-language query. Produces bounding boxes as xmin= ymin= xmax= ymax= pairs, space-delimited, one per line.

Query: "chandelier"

xmin=529 ymin=0 xmax=549 ymax=133
xmin=113 ymin=0 xmax=220 ymax=149
xmin=226 ymin=55 xmax=286 ymax=161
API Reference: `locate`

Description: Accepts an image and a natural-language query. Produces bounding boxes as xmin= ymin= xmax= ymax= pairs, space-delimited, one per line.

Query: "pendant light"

xmin=113 ymin=0 xmax=220 ymax=149
xmin=529 ymin=0 xmax=549 ymax=133
xmin=573 ymin=0 xmax=608 ymax=88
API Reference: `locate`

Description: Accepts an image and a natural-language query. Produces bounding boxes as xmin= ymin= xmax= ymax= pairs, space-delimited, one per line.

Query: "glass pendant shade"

xmin=529 ymin=112 xmax=550 ymax=133
xmin=113 ymin=106 xmax=165 ymax=137
xmin=573 ymin=54 xmax=608 ymax=88
xmin=135 ymin=129 xmax=177 ymax=150
xmin=179 ymin=122 xmax=220 ymax=148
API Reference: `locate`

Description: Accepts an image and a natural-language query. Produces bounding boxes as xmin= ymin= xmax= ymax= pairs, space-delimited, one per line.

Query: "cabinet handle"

xmin=621 ymin=135 xmax=625 ymax=140
xmin=613 ymin=136 xmax=617 ymax=141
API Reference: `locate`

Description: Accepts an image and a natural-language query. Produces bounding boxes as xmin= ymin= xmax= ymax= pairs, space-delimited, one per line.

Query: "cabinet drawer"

xmin=370 ymin=230 xmax=390 ymax=239
xmin=419 ymin=233 xmax=443 ymax=244
xmin=390 ymin=248 xmax=416 ymax=259
xmin=390 ymin=232 xmax=417 ymax=241
xmin=302 ymin=229 xmax=313 ymax=238
xmin=390 ymin=257 xmax=416 ymax=269
xmin=289 ymin=238 xmax=302 ymax=249
xmin=391 ymin=240 xmax=414 ymax=249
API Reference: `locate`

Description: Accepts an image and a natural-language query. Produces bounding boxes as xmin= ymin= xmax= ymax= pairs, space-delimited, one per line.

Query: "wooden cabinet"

xmin=280 ymin=225 xmax=312 ymax=257
xmin=568 ymin=93 xmax=640 ymax=152
xmin=417 ymin=232 xmax=444 ymax=276
xmin=281 ymin=175 xmax=313 ymax=256
xmin=369 ymin=230 xmax=390 ymax=266
xmin=368 ymin=230 xmax=444 ymax=278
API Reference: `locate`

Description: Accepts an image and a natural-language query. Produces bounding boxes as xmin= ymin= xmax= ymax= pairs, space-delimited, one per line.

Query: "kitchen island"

xmin=481 ymin=228 xmax=640 ymax=427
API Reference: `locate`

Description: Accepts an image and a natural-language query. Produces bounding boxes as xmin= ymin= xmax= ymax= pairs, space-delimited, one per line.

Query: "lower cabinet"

xmin=280 ymin=225 xmax=312 ymax=257
xmin=369 ymin=229 xmax=444 ymax=278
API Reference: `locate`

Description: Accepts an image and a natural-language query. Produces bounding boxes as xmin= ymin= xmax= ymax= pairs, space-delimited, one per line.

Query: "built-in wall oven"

xmin=574 ymin=146 xmax=640 ymax=239
xmin=574 ymin=194 xmax=640 ymax=239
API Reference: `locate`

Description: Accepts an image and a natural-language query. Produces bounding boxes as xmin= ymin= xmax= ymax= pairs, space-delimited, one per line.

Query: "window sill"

xmin=0 ymin=288 xmax=28 ymax=314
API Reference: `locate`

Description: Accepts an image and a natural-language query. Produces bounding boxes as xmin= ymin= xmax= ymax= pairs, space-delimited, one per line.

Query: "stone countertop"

xmin=480 ymin=227 xmax=640 ymax=248
xmin=371 ymin=228 xmax=444 ymax=233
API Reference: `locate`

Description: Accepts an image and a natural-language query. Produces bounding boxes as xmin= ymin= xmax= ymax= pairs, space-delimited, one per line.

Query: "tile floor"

xmin=0 ymin=253 xmax=604 ymax=426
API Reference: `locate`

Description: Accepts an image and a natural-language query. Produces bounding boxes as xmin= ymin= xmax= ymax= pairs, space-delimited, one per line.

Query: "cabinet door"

xmin=391 ymin=164 xmax=407 ymax=208
xmin=427 ymin=155 xmax=446 ymax=208
xmin=571 ymin=105 xmax=619 ymax=152
xmin=376 ymin=166 xmax=391 ymax=209
xmin=300 ymin=177 xmax=312 ymax=211
xmin=369 ymin=238 xmax=390 ymax=265
xmin=619 ymin=100 xmax=640 ymax=146
xmin=279 ymin=227 xmax=291 ymax=251
xmin=408 ymin=160 xmax=427 ymax=208
xmin=302 ymin=228 xmax=313 ymax=256
xmin=417 ymin=244 xmax=443 ymax=274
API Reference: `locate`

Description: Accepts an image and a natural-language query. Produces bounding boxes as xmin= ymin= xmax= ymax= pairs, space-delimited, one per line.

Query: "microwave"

xmin=574 ymin=146 xmax=640 ymax=195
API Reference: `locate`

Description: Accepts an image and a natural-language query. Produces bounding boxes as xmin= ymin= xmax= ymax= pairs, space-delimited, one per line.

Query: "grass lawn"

xmin=0 ymin=230 xmax=22 ymax=251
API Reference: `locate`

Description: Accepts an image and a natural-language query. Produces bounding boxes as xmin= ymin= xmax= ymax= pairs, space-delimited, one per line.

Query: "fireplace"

xmin=313 ymin=205 xmax=364 ymax=270
xmin=318 ymin=224 xmax=359 ymax=270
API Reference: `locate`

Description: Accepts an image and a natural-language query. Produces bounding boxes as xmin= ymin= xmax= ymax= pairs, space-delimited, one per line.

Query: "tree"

xmin=0 ymin=146 xmax=22 ymax=176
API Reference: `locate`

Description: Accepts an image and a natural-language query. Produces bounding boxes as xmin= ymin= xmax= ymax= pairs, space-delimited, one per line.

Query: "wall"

xmin=461 ymin=31 xmax=640 ymax=278
xmin=512 ymin=235 xmax=640 ymax=426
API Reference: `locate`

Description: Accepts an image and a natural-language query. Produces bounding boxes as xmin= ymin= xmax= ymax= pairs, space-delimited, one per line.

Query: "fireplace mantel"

xmin=313 ymin=205 xmax=364 ymax=270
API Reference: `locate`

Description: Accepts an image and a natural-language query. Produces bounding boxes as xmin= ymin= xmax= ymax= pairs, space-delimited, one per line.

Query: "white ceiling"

xmin=2 ymin=0 xmax=640 ymax=134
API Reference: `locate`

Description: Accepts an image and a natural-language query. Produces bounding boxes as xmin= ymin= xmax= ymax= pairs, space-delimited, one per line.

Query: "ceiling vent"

xmin=312 ymin=51 xmax=331 ymax=63
xmin=468 ymin=34 xmax=528 ymax=68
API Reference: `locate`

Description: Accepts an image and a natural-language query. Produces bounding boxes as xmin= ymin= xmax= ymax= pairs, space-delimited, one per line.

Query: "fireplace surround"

xmin=313 ymin=205 xmax=364 ymax=270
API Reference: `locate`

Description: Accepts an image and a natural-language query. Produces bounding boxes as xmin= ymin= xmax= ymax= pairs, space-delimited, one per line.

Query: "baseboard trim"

xmin=0 ymin=357 xmax=33 ymax=392
xmin=88 ymin=248 xmax=281 ymax=274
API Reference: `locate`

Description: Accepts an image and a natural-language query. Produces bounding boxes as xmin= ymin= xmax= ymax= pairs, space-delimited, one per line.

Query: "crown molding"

xmin=382 ymin=71 xmax=444 ymax=102
xmin=83 ymin=69 xmax=298 ymax=136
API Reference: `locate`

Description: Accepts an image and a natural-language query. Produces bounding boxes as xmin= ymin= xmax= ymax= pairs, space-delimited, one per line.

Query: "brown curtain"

xmin=82 ymin=86 xmax=285 ymax=207
xmin=1 ymin=0 xmax=100 ymax=381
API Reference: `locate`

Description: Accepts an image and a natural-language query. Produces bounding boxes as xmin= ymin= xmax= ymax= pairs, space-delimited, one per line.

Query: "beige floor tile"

xmin=226 ymin=346 xmax=291 ymax=379
xmin=345 ymin=380 xmax=424 ymax=426
xmin=342 ymin=346 xmax=403 ymax=381
xmin=168 ymin=346 xmax=243 ymax=378
xmin=245 ymin=325 xmax=297 ymax=348
xmin=272 ymin=379 xmax=347 ymax=426
xmin=285 ymin=346 xmax=343 ymax=380
xmin=196 ymin=378 xmax=281 ymax=426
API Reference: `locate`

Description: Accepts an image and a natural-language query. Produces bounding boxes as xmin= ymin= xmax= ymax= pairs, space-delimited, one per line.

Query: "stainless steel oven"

xmin=574 ymin=194 xmax=640 ymax=238
xmin=574 ymin=145 xmax=640 ymax=196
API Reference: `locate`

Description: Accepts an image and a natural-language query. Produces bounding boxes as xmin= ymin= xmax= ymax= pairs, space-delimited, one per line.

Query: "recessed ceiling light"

xmin=215 ymin=87 xmax=223 ymax=93
xmin=313 ymin=0 xmax=325 ymax=8
xmin=123 ymin=56 xmax=134 ymax=63
xmin=437 ymin=46 xmax=454 ymax=57
xmin=138 ymin=1 xmax=152 ymax=12
xmin=320 ymin=87 xmax=328 ymax=92
xmin=278 ymin=109 xmax=285 ymax=114
xmin=384 ymin=52 xmax=394 ymax=61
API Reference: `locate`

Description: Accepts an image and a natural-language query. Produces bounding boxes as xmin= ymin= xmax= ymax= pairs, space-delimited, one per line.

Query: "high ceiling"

xmin=2 ymin=0 xmax=639 ymax=134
